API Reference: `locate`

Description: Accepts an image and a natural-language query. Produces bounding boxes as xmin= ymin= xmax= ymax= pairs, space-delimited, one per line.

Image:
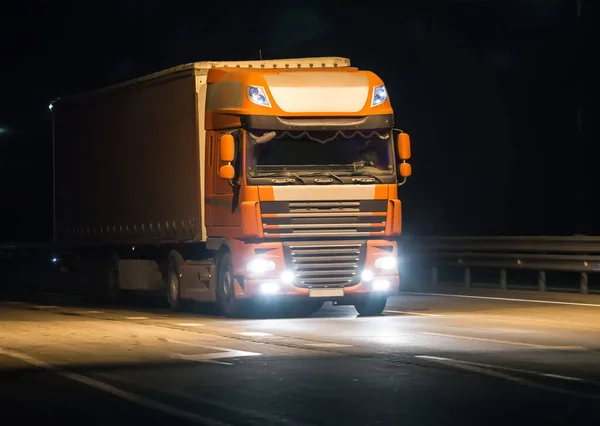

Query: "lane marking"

xmin=414 ymin=355 xmax=600 ymax=399
xmin=237 ymin=332 xmax=273 ymax=337
xmin=97 ymin=372 xmax=308 ymax=426
xmin=384 ymin=309 xmax=443 ymax=317
xmin=32 ymin=305 xmax=60 ymax=309
xmin=305 ymin=343 xmax=351 ymax=348
xmin=405 ymin=292 xmax=600 ymax=308
xmin=164 ymin=339 xmax=261 ymax=365
xmin=73 ymin=310 xmax=104 ymax=314
xmin=542 ymin=373 xmax=584 ymax=382
xmin=6 ymin=301 xmax=24 ymax=305
xmin=126 ymin=316 xmax=150 ymax=320
xmin=0 ymin=348 xmax=229 ymax=425
xmin=176 ymin=323 xmax=205 ymax=327
xmin=415 ymin=356 xmax=589 ymax=382
xmin=422 ymin=332 xmax=585 ymax=350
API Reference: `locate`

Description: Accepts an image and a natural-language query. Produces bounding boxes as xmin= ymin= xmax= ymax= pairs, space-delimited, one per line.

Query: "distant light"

xmin=0 ymin=127 xmax=8 ymax=135
xmin=49 ymin=98 xmax=59 ymax=111
xmin=51 ymin=257 xmax=59 ymax=263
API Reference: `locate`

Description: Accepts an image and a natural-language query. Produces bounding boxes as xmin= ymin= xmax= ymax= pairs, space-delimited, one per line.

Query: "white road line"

xmin=421 ymin=332 xmax=585 ymax=350
xmin=415 ymin=355 xmax=600 ymax=399
xmin=542 ymin=373 xmax=584 ymax=382
xmin=6 ymin=301 xmax=23 ymax=305
xmin=163 ymin=339 xmax=261 ymax=364
xmin=406 ymin=292 xmax=600 ymax=308
xmin=126 ymin=316 xmax=150 ymax=320
xmin=176 ymin=323 xmax=205 ymax=327
xmin=73 ymin=310 xmax=104 ymax=314
xmin=305 ymin=343 xmax=351 ymax=348
xmin=416 ymin=355 xmax=588 ymax=382
xmin=237 ymin=332 xmax=273 ymax=337
xmin=97 ymin=371 xmax=308 ymax=426
xmin=172 ymin=349 xmax=260 ymax=365
xmin=32 ymin=305 xmax=60 ymax=309
xmin=0 ymin=348 xmax=229 ymax=426
xmin=384 ymin=309 xmax=443 ymax=317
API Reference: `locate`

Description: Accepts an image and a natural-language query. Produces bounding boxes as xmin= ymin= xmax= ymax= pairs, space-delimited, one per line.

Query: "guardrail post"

xmin=464 ymin=268 xmax=471 ymax=288
xmin=432 ymin=266 xmax=438 ymax=288
xmin=580 ymin=272 xmax=589 ymax=294
xmin=500 ymin=269 xmax=507 ymax=290
xmin=538 ymin=271 xmax=546 ymax=292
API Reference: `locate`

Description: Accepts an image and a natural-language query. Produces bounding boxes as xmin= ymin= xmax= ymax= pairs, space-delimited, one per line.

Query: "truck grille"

xmin=283 ymin=241 xmax=366 ymax=288
xmin=261 ymin=200 xmax=388 ymax=238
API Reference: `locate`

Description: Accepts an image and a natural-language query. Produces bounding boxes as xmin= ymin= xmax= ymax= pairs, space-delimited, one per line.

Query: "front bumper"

xmin=230 ymin=239 xmax=400 ymax=301
xmin=240 ymin=274 xmax=399 ymax=300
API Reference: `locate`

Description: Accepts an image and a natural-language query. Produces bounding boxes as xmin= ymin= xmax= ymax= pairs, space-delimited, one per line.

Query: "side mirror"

xmin=219 ymin=164 xmax=235 ymax=180
xmin=220 ymin=134 xmax=235 ymax=162
xmin=396 ymin=133 xmax=411 ymax=160
xmin=399 ymin=162 xmax=412 ymax=177
xmin=218 ymin=134 xmax=236 ymax=183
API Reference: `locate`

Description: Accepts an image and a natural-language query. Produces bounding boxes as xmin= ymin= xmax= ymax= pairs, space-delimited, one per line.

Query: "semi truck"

xmin=51 ymin=56 xmax=412 ymax=317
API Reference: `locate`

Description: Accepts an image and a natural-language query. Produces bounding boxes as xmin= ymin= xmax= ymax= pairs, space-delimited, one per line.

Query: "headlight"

xmin=247 ymin=85 xmax=271 ymax=107
xmin=246 ymin=258 xmax=276 ymax=274
xmin=371 ymin=85 xmax=388 ymax=107
xmin=375 ymin=256 xmax=397 ymax=271
xmin=281 ymin=270 xmax=295 ymax=284
xmin=361 ymin=269 xmax=374 ymax=282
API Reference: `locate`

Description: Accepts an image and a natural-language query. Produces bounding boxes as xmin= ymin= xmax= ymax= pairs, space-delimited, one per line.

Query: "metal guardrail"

xmin=401 ymin=236 xmax=600 ymax=294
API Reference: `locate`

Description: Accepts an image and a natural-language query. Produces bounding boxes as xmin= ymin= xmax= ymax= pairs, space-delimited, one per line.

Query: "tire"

xmin=167 ymin=256 xmax=183 ymax=311
xmin=80 ymin=254 xmax=120 ymax=304
xmin=216 ymin=252 xmax=244 ymax=317
xmin=354 ymin=296 xmax=388 ymax=316
xmin=104 ymin=262 xmax=120 ymax=304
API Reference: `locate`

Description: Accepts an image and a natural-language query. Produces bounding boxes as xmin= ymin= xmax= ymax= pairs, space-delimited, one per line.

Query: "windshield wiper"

xmin=294 ymin=171 xmax=344 ymax=184
xmin=342 ymin=163 xmax=383 ymax=183
xmin=249 ymin=171 xmax=306 ymax=184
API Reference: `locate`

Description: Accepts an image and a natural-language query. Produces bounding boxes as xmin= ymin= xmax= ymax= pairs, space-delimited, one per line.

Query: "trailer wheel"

xmin=216 ymin=252 xmax=243 ymax=317
xmin=354 ymin=296 xmax=388 ymax=316
xmin=167 ymin=256 xmax=183 ymax=311
xmin=105 ymin=263 xmax=120 ymax=304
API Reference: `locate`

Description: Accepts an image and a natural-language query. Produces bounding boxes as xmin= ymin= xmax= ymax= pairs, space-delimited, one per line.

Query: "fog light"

xmin=281 ymin=270 xmax=295 ymax=284
xmin=373 ymin=280 xmax=390 ymax=291
xmin=260 ymin=282 xmax=279 ymax=294
xmin=361 ymin=269 xmax=374 ymax=282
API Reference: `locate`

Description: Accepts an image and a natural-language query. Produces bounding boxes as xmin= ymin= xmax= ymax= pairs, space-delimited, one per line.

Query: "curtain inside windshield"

xmin=248 ymin=131 xmax=392 ymax=173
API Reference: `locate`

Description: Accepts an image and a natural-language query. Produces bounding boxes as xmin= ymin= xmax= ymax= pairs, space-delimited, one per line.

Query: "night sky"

xmin=0 ymin=0 xmax=596 ymax=241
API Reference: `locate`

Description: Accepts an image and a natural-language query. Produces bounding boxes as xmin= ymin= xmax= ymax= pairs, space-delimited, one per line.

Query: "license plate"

xmin=309 ymin=288 xmax=344 ymax=298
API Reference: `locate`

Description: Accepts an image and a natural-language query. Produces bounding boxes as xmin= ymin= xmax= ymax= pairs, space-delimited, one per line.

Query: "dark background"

xmin=0 ymin=0 xmax=596 ymax=241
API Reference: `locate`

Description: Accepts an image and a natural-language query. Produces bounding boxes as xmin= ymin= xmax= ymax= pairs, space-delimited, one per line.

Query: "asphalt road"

xmin=2 ymin=289 xmax=600 ymax=426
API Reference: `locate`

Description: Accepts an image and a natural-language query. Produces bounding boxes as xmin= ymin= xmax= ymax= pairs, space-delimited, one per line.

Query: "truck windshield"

xmin=246 ymin=130 xmax=394 ymax=177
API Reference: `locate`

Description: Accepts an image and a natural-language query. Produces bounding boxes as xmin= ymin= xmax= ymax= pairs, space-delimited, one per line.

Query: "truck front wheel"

xmin=354 ymin=296 xmax=388 ymax=316
xmin=216 ymin=252 xmax=244 ymax=317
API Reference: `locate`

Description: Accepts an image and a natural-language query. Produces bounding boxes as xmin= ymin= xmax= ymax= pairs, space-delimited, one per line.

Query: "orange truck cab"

xmin=202 ymin=57 xmax=411 ymax=316
xmin=53 ymin=57 xmax=411 ymax=317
